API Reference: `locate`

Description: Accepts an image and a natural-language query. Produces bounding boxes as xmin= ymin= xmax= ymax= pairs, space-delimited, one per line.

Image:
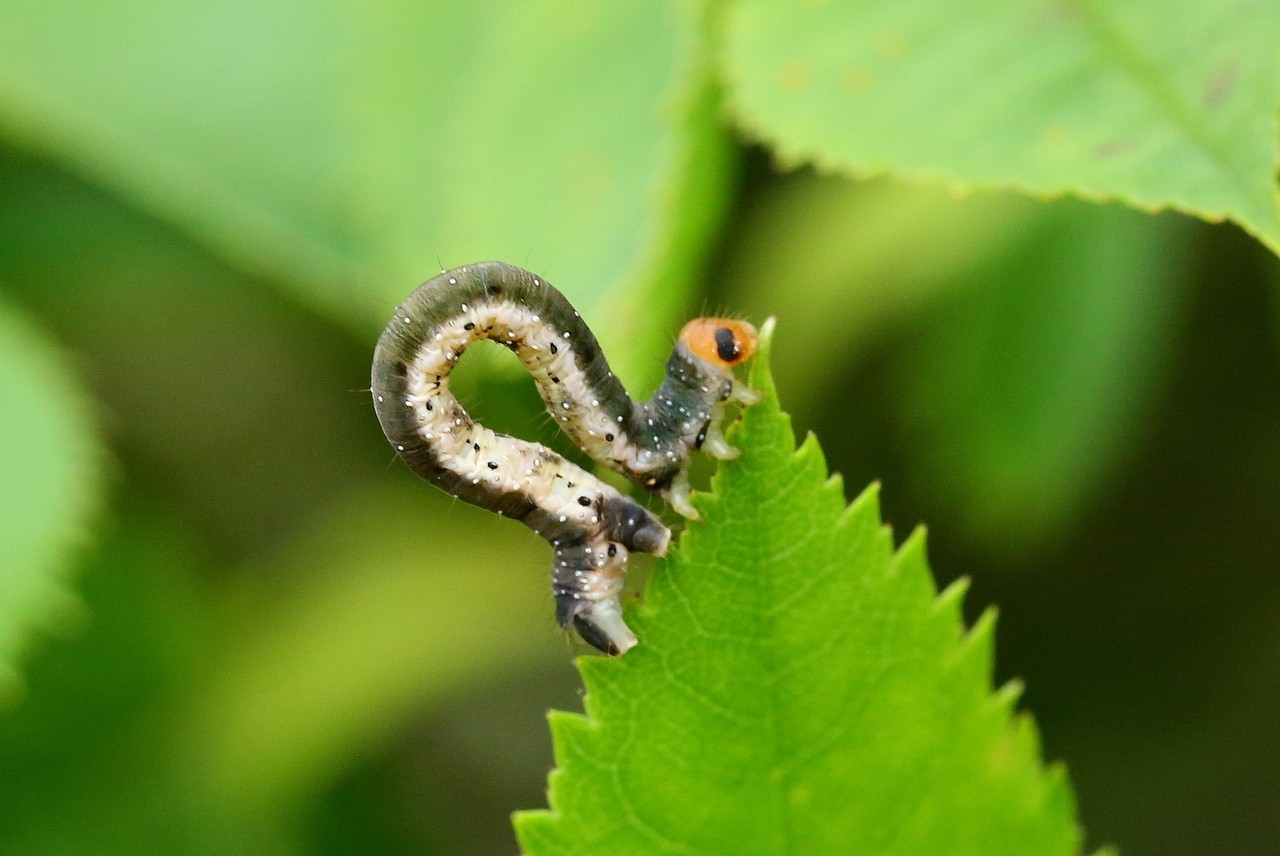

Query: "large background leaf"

xmin=516 ymin=339 xmax=1084 ymax=855
xmin=0 ymin=0 xmax=727 ymax=381
xmin=722 ymin=0 xmax=1280 ymax=253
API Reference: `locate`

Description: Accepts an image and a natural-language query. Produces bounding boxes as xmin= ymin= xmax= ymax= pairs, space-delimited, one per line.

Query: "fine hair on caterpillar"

xmin=371 ymin=261 xmax=760 ymax=654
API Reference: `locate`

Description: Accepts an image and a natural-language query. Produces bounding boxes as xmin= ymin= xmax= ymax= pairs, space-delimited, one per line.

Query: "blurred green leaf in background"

xmin=0 ymin=0 xmax=730 ymax=383
xmin=0 ymin=0 xmax=1277 ymax=854
xmin=0 ymin=296 xmax=103 ymax=695
xmin=723 ymin=0 xmax=1280 ymax=250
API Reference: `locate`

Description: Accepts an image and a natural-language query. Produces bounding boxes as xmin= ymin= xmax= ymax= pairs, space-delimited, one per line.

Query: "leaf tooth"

xmin=924 ymin=573 xmax=975 ymax=657
xmin=991 ymin=677 xmax=1026 ymax=714
xmin=890 ymin=522 xmax=926 ymax=565
xmin=793 ymin=430 xmax=833 ymax=483
xmin=831 ymin=484 xmax=894 ymax=577
xmin=1041 ymin=758 xmax=1084 ymax=827
xmin=1052 ymin=796 xmax=1088 ymax=856
xmin=932 ymin=574 xmax=971 ymax=621
xmin=852 ymin=479 xmax=881 ymax=508
xmin=512 ymin=812 xmax=568 ymax=855
xmin=979 ymin=711 xmax=1057 ymax=810
xmin=823 ymin=469 xmax=845 ymax=502
xmin=835 ymin=479 xmax=881 ymax=529
xmin=944 ymin=605 xmax=997 ymax=686
xmin=547 ymin=709 xmax=595 ymax=747
xmin=1003 ymin=711 xmax=1054 ymax=793
xmin=1004 ymin=712 xmax=1051 ymax=782
xmin=887 ymin=524 xmax=940 ymax=606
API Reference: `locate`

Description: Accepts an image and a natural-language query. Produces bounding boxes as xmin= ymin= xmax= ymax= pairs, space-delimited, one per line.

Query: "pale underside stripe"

xmin=403 ymin=300 xmax=635 ymax=529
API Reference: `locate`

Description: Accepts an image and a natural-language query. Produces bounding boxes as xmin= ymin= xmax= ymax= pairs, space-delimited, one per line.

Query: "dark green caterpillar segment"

xmin=627 ymin=346 xmax=735 ymax=490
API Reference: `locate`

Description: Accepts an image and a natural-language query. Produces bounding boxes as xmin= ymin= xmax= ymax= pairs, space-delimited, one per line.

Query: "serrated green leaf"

xmin=722 ymin=0 xmax=1280 ymax=254
xmin=0 ymin=1 xmax=730 ymax=379
xmin=515 ymin=332 xmax=1083 ymax=854
xmin=0 ymin=295 xmax=104 ymax=695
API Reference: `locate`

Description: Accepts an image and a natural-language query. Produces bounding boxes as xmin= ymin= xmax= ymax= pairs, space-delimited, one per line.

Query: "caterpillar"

xmin=371 ymin=262 xmax=759 ymax=655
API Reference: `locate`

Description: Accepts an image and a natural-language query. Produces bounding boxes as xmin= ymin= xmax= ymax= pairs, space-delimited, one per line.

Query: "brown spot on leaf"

xmin=778 ymin=60 xmax=812 ymax=92
xmin=841 ymin=66 xmax=874 ymax=95
xmin=1203 ymin=60 xmax=1238 ymax=107
xmin=1092 ymin=138 xmax=1138 ymax=160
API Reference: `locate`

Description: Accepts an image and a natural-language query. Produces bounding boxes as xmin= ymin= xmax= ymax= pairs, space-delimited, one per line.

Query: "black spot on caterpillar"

xmin=372 ymin=261 xmax=760 ymax=655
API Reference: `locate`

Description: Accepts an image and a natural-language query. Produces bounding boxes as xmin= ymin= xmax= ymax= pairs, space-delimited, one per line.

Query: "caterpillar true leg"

xmin=371 ymin=262 xmax=758 ymax=654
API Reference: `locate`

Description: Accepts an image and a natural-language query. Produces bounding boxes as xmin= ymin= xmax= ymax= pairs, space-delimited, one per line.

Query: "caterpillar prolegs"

xmin=371 ymin=262 xmax=759 ymax=655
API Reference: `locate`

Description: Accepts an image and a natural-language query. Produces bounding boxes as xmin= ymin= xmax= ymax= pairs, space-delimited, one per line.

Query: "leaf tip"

xmin=747 ymin=314 xmax=778 ymax=399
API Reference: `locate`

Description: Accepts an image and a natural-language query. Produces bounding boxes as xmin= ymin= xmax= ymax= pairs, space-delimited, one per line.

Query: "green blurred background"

xmin=0 ymin=3 xmax=1277 ymax=855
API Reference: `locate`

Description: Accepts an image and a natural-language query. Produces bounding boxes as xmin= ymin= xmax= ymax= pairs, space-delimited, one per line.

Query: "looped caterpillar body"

xmin=372 ymin=262 xmax=759 ymax=654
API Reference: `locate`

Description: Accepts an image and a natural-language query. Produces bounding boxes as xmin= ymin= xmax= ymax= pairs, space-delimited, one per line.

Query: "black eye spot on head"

xmin=714 ymin=327 xmax=740 ymax=363
xmin=607 ymin=544 xmax=618 ymax=557
xmin=577 ymin=496 xmax=592 ymax=507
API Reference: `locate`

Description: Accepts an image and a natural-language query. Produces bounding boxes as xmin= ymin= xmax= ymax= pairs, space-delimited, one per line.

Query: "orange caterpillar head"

xmin=679 ymin=317 xmax=758 ymax=373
